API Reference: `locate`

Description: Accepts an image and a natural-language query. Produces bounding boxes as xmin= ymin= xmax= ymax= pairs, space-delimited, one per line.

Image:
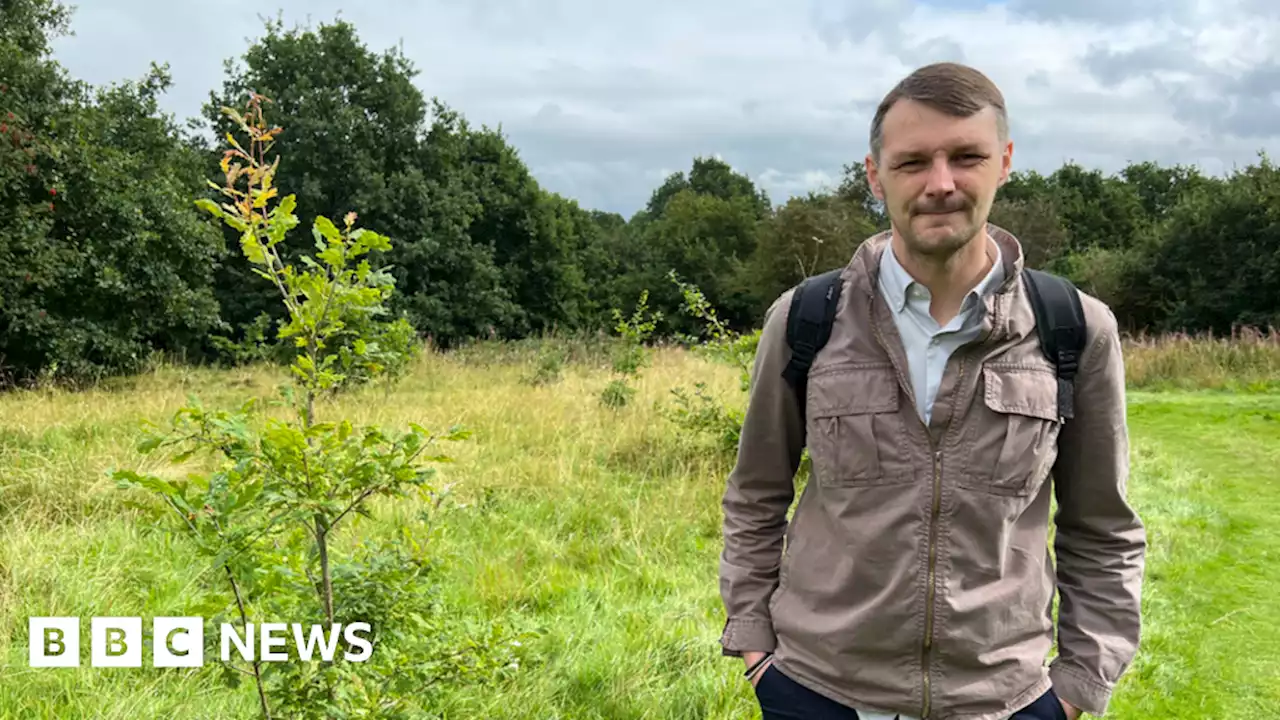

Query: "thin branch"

xmin=225 ymin=565 xmax=271 ymax=720
xmin=329 ymin=485 xmax=379 ymax=531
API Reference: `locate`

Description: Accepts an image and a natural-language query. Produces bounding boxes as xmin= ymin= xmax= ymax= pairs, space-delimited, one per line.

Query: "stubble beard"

xmin=894 ymin=203 xmax=983 ymax=263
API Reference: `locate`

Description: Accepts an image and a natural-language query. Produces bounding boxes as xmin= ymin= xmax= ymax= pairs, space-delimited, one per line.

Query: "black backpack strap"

xmin=1021 ymin=268 xmax=1087 ymax=421
xmin=782 ymin=268 xmax=844 ymax=415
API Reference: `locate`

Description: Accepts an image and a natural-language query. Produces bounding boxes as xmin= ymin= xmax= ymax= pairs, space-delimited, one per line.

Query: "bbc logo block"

xmin=29 ymin=616 xmax=371 ymax=667
xmin=29 ymin=617 xmax=203 ymax=668
xmin=29 ymin=617 xmax=80 ymax=668
xmin=154 ymin=617 xmax=204 ymax=668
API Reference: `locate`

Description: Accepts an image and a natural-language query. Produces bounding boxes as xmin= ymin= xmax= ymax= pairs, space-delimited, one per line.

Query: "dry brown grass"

xmin=1123 ymin=326 xmax=1280 ymax=392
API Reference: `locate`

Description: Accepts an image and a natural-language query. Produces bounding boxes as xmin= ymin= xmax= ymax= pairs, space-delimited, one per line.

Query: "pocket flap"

xmin=982 ymin=365 xmax=1059 ymax=421
xmin=806 ymin=366 xmax=900 ymax=417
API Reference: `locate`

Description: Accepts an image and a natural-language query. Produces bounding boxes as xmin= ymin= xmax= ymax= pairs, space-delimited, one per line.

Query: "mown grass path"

xmin=1107 ymin=391 xmax=1280 ymax=718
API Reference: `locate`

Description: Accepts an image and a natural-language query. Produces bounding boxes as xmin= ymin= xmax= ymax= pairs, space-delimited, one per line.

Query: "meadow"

xmin=0 ymin=331 xmax=1278 ymax=719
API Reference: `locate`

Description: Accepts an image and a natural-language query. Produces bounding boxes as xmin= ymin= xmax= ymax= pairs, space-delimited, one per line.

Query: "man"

xmin=718 ymin=62 xmax=1146 ymax=720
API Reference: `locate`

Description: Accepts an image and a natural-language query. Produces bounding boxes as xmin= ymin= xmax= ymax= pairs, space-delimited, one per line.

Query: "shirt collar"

xmin=878 ymin=236 xmax=1005 ymax=314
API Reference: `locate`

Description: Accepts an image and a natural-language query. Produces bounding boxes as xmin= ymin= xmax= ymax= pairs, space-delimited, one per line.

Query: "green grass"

xmin=1 ymin=345 xmax=1278 ymax=718
xmin=1105 ymin=391 xmax=1280 ymax=717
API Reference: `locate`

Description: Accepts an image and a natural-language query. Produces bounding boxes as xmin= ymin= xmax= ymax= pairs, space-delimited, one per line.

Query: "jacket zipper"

xmin=871 ymin=310 xmax=964 ymax=720
xmin=922 ymin=446 xmax=943 ymax=718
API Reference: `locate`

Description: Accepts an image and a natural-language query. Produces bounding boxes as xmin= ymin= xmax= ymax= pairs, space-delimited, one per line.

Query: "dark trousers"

xmin=754 ymin=664 xmax=1069 ymax=720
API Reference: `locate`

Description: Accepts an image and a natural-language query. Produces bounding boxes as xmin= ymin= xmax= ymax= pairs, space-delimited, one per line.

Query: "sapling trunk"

xmin=314 ymin=514 xmax=334 ymax=627
xmin=226 ymin=565 xmax=271 ymax=720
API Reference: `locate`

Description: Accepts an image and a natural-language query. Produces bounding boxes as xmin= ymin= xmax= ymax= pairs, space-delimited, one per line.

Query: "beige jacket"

xmin=719 ymin=227 xmax=1146 ymax=719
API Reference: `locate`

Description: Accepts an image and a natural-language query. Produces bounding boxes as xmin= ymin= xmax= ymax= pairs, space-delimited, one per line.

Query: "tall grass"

xmin=1 ymin=327 xmax=1277 ymax=718
xmin=1123 ymin=326 xmax=1280 ymax=392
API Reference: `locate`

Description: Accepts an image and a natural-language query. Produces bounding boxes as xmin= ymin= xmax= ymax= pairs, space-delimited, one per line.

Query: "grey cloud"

xmin=1080 ymin=33 xmax=1201 ymax=88
xmin=808 ymin=0 xmax=968 ymax=67
xmin=506 ymin=108 xmax=863 ymax=213
xmin=1164 ymin=62 xmax=1280 ymax=141
xmin=1080 ymin=35 xmax=1280 ymax=142
xmin=46 ymin=0 xmax=1280 ymax=217
xmin=1006 ymin=0 xmax=1196 ymax=25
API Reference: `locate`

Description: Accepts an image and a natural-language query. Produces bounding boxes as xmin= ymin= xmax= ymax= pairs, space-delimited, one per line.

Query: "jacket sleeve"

xmin=1049 ymin=301 xmax=1147 ymax=715
xmin=719 ymin=292 xmax=806 ymax=657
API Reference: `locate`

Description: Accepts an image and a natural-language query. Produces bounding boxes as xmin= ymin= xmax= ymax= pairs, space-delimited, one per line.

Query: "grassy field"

xmin=1 ymin=337 xmax=1278 ymax=718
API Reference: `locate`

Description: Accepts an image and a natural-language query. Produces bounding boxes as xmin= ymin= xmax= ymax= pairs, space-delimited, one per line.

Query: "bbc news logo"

xmin=29 ymin=617 xmax=373 ymax=667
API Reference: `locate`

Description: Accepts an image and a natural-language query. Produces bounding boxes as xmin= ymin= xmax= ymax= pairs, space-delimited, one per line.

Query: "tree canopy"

xmin=2 ymin=1 xmax=1277 ymax=386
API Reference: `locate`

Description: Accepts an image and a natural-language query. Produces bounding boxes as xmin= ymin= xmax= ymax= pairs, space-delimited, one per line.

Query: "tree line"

xmin=2 ymin=0 xmax=1277 ymax=388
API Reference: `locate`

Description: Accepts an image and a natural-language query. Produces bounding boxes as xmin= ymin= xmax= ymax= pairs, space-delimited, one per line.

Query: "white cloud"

xmin=49 ymin=0 xmax=1280 ymax=216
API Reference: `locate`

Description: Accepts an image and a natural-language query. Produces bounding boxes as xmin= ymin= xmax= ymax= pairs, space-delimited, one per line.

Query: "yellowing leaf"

xmin=252 ymin=186 xmax=279 ymax=208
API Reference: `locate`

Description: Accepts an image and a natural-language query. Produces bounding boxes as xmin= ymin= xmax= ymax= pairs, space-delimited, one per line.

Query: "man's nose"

xmin=924 ymin=157 xmax=956 ymax=195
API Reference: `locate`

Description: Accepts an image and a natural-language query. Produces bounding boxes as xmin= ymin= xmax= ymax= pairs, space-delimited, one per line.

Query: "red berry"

xmin=24 ymin=273 xmax=31 ymax=282
xmin=48 ymin=202 xmax=54 ymax=211
xmin=38 ymin=310 xmax=46 ymax=319
xmin=0 ymin=124 xmax=6 ymax=133
xmin=49 ymin=188 xmax=56 ymax=196
xmin=5 ymin=112 xmax=12 ymax=120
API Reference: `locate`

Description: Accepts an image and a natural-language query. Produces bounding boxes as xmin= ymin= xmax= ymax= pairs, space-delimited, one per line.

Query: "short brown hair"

xmin=869 ymin=62 xmax=1008 ymax=160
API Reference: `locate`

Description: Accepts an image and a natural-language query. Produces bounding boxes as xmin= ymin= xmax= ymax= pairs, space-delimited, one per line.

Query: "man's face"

xmin=865 ymin=99 xmax=1012 ymax=258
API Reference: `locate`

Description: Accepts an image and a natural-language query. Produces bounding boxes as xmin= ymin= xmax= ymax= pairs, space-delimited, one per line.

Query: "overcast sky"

xmin=51 ymin=0 xmax=1280 ymax=217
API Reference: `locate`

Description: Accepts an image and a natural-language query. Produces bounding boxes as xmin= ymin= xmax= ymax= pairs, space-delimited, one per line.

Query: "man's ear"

xmin=865 ymin=153 xmax=885 ymax=201
xmin=998 ymin=139 xmax=1014 ymax=186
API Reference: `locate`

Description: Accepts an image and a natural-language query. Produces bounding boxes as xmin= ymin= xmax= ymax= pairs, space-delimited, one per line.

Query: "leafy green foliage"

xmin=660 ymin=274 xmax=757 ymax=453
xmin=521 ymin=347 xmax=566 ymax=387
xmin=599 ymin=290 xmax=661 ymax=409
xmin=0 ymin=1 xmax=223 ymax=387
xmin=112 ymin=96 xmax=475 ymax=719
xmin=618 ymin=164 xmax=766 ymax=337
xmin=600 ymin=378 xmax=636 ymax=409
xmin=661 ymin=273 xmax=758 ymax=455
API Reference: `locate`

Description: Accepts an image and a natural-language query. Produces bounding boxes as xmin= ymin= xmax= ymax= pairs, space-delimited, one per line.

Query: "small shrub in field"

xmin=523 ymin=347 xmax=566 ymax=386
xmin=109 ymin=94 xmax=509 ymax=719
xmin=600 ymin=290 xmax=661 ymax=408
xmin=664 ymin=381 xmax=744 ymax=454
xmin=662 ymin=272 xmax=758 ymax=452
xmin=601 ymin=378 xmax=636 ymax=408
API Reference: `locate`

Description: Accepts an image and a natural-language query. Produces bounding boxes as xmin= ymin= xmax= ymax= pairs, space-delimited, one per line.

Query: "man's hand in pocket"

xmin=743 ymin=652 xmax=775 ymax=688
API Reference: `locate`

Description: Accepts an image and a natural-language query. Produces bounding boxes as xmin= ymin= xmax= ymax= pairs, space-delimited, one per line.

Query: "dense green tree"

xmin=205 ymin=18 xmax=595 ymax=347
xmin=644 ymin=156 xmax=771 ymax=221
xmin=745 ymin=191 xmax=880 ymax=317
xmin=0 ymin=0 xmax=222 ymax=386
xmin=1137 ymin=155 xmax=1280 ymax=334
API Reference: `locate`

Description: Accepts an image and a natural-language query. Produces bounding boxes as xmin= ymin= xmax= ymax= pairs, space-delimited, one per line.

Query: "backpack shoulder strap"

xmin=782 ymin=268 xmax=844 ymax=414
xmin=1021 ymin=267 xmax=1087 ymax=421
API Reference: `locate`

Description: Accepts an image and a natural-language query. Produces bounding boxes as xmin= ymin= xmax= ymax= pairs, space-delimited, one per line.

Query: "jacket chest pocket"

xmin=805 ymin=366 xmax=912 ymax=487
xmin=961 ymin=365 xmax=1062 ymax=496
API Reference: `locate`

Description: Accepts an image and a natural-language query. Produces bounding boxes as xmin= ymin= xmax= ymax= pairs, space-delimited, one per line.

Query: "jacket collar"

xmin=849 ymin=223 xmax=1027 ymax=301
xmin=877 ymin=231 xmax=1006 ymax=315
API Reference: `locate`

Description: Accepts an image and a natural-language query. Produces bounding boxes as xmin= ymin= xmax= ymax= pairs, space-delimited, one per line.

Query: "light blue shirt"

xmin=878 ymin=237 xmax=1005 ymax=426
